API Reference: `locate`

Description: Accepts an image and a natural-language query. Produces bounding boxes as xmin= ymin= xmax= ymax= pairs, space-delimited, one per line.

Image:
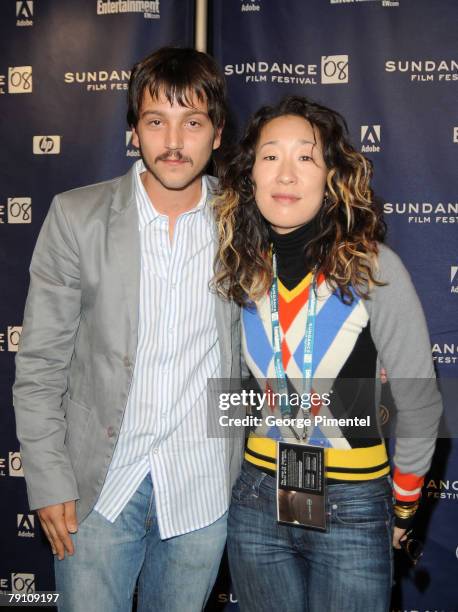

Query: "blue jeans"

xmin=55 ymin=473 xmax=227 ymax=612
xmin=227 ymin=461 xmax=394 ymax=612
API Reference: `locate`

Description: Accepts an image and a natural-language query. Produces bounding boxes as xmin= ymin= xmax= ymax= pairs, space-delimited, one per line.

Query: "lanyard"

xmin=269 ymin=252 xmax=318 ymax=439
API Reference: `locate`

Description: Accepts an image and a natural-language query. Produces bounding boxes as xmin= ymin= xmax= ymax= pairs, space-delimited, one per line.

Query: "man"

xmin=13 ymin=47 xmax=243 ymax=612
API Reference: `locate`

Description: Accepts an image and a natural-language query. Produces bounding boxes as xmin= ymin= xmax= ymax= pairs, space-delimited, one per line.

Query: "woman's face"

xmin=252 ymin=114 xmax=328 ymax=234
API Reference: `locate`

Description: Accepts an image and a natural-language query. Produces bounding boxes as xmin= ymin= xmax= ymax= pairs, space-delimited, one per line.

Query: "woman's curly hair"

xmin=212 ymin=95 xmax=386 ymax=305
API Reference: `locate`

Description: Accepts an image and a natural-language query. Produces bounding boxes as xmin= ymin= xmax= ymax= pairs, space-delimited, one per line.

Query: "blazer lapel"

xmin=108 ymin=167 xmax=141 ymax=337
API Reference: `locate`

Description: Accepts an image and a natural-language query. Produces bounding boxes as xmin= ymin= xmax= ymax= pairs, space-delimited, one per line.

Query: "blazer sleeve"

xmin=13 ymin=195 xmax=82 ymax=510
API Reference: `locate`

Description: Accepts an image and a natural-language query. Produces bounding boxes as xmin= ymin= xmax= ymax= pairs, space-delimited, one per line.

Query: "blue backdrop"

xmin=211 ymin=1 xmax=458 ymax=610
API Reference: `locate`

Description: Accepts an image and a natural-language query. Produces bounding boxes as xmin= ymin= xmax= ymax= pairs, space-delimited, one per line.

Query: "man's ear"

xmin=131 ymin=126 xmax=140 ymax=149
xmin=212 ymin=123 xmax=224 ymax=151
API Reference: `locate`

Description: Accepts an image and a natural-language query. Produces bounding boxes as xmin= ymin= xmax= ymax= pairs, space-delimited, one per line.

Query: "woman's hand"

xmin=392 ymin=526 xmax=407 ymax=549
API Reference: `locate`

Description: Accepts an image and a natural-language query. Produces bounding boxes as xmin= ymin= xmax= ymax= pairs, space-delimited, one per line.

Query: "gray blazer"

xmin=13 ymin=166 xmax=244 ymax=522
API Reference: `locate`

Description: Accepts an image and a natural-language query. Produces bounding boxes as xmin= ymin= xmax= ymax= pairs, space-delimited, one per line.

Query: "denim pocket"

xmin=333 ymin=497 xmax=390 ymax=528
xmin=230 ymin=469 xmax=263 ymax=506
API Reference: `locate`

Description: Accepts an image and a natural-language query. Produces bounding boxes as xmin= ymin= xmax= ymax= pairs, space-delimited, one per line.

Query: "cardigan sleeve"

xmin=365 ymin=243 xmax=442 ymax=527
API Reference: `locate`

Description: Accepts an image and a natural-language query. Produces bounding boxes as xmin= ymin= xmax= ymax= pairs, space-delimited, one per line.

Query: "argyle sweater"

xmin=242 ymin=224 xmax=442 ymax=528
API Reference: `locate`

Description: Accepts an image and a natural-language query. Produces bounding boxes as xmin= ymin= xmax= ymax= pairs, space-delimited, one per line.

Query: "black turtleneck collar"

xmin=269 ymin=220 xmax=317 ymax=290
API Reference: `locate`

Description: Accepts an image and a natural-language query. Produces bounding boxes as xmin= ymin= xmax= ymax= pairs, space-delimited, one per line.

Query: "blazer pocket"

xmin=65 ymin=396 xmax=92 ymax=470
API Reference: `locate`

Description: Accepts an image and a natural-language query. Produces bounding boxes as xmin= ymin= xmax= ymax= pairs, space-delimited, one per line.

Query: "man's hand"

xmin=392 ymin=526 xmax=407 ymax=549
xmin=37 ymin=500 xmax=78 ymax=560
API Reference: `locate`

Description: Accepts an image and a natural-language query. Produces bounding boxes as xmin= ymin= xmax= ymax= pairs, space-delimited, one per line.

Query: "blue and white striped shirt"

xmin=94 ymin=160 xmax=227 ymax=539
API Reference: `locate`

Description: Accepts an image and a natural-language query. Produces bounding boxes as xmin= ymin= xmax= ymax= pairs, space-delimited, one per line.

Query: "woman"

xmin=213 ymin=96 xmax=441 ymax=611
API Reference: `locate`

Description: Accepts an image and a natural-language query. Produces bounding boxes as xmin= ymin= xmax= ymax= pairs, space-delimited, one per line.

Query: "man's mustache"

xmin=155 ymin=151 xmax=193 ymax=165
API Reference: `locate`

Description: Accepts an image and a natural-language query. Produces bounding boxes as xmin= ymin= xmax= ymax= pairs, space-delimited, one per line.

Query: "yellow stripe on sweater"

xmin=246 ymin=435 xmax=389 ymax=479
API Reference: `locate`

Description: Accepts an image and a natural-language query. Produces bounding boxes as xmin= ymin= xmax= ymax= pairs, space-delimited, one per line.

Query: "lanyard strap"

xmin=269 ymin=253 xmax=318 ymax=432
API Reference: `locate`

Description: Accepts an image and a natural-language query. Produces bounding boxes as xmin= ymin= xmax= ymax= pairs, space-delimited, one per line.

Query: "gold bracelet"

xmin=393 ymin=502 xmax=420 ymax=519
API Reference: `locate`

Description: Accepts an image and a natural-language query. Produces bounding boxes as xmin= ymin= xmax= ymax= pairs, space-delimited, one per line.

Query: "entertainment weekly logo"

xmin=330 ymin=0 xmax=399 ymax=6
xmin=385 ymin=58 xmax=458 ymax=83
xmin=96 ymin=0 xmax=160 ymax=19
xmin=0 ymin=198 xmax=32 ymax=224
xmin=383 ymin=200 xmax=458 ymax=224
xmin=64 ymin=68 xmax=130 ymax=92
xmin=224 ymin=55 xmax=349 ymax=86
xmin=0 ymin=66 xmax=32 ymax=95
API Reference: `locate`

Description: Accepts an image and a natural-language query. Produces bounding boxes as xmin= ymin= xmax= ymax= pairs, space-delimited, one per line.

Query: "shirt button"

xmin=107 ymin=426 xmax=116 ymax=438
xmin=168 ymin=328 xmax=174 ymax=333
xmin=171 ymin=283 xmax=176 ymax=289
xmin=153 ymin=448 xmax=159 ymax=455
xmin=123 ymin=356 xmax=131 ymax=367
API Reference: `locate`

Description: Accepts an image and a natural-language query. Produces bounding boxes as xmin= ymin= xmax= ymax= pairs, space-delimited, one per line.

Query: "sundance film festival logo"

xmin=11 ymin=573 xmax=35 ymax=594
xmin=426 ymin=479 xmax=458 ymax=500
xmin=361 ymin=125 xmax=381 ymax=153
xmin=451 ymin=266 xmax=458 ymax=294
xmin=33 ymin=136 xmax=61 ymax=155
xmin=385 ymin=59 xmax=457 ymax=83
xmin=9 ymin=452 xmax=24 ymax=477
xmin=16 ymin=1 xmax=33 ymax=26
xmin=7 ymin=66 xmax=32 ymax=93
xmin=126 ymin=131 xmax=140 ymax=157
xmin=17 ymin=514 xmax=35 ymax=538
xmin=96 ymin=0 xmax=160 ymax=19
xmin=225 ymin=55 xmax=349 ymax=86
xmin=64 ymin=69 xmax=130 ymax=92
xmin=0 ymin=198 xmax=32 ymax=224
xmin=0 ymin=326 xmax=23 ymax=352
xmin=7 ymin=198 xmax=31 ymax=223
xmin=321 ymin=55 xmax=349 ymax=84
xmin=433 ymin=340 xmax=458 ymax=364
xmin=384 ymin=200 xmax=458 ymax=224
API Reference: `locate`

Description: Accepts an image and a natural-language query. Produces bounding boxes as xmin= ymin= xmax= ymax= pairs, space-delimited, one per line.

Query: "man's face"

xmin=131 ymin=88 xmax=222 ymax=191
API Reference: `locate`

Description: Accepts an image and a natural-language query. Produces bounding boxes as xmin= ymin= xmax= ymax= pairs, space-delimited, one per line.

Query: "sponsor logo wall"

xmin=212 ymin=1 xmax=457 ymax=610
xmin=0 ymin=0 xmax=193 ymax=599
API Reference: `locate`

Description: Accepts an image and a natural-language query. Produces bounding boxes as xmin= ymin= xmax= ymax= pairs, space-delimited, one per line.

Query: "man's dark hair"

xmin=127 ymin=47 xmax=227 ymax=129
